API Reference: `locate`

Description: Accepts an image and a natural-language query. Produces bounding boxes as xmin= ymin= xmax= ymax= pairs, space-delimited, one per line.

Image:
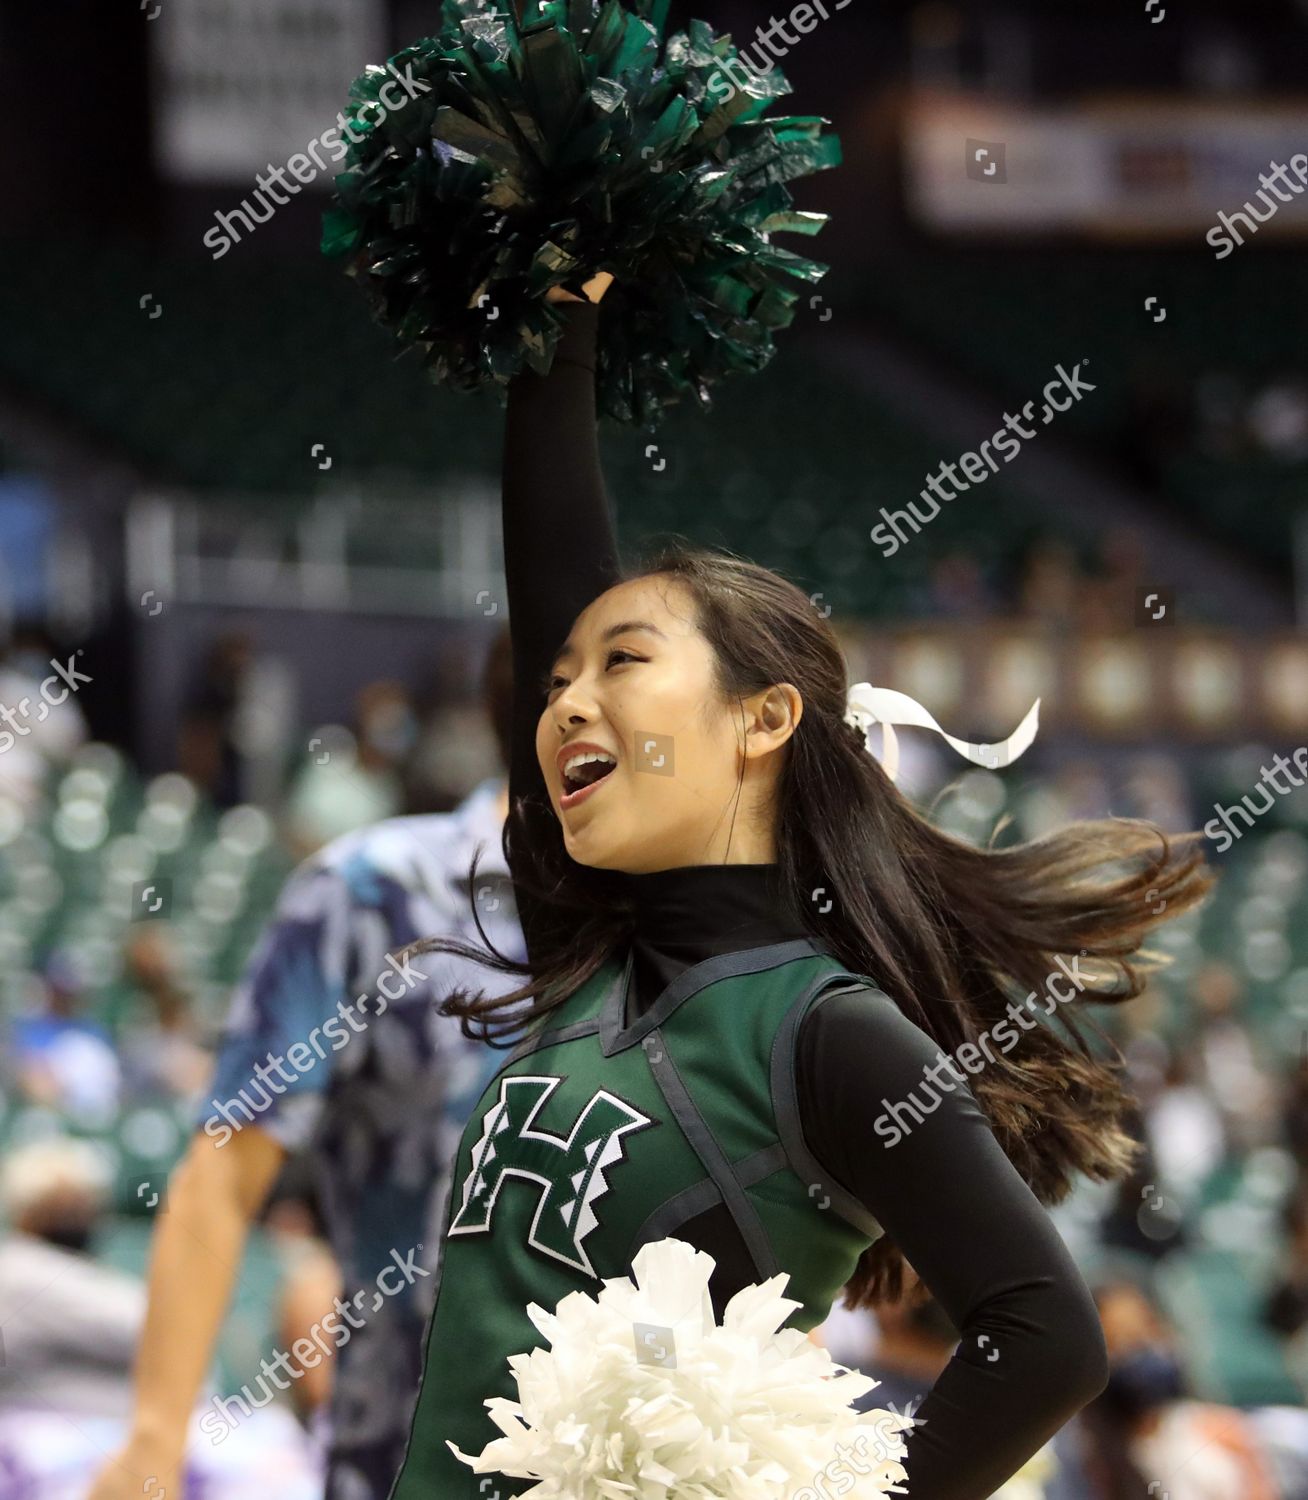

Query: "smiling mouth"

xmin=560 ymin=760 xmax=617 ymax=808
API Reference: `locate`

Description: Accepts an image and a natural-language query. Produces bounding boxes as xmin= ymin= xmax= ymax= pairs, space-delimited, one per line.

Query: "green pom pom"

xmin=321 ymin=0 xmax=840 ymax=427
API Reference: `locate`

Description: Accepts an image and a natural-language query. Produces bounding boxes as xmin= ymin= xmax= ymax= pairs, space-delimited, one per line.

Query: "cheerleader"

xmin=385 ymin=279 xmax=1212 ymax=1498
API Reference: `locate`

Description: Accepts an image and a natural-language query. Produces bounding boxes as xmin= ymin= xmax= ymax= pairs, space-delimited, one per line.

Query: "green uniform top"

xmin=388 ymin=936 xmax=885 ymax=1498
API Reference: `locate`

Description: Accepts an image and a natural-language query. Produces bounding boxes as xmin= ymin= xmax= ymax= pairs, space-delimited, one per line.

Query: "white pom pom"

xmin=446 ymin=1236 xmax=918 ymax=1498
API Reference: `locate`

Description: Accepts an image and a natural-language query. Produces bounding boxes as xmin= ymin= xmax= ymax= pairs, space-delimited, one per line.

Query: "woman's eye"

xmin=542 ymin=650 xmax=641 ymax=696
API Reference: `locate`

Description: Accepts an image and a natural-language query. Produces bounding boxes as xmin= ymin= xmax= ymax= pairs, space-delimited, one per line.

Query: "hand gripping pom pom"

xmin=321 ymin=0 xmax=841 ymax=428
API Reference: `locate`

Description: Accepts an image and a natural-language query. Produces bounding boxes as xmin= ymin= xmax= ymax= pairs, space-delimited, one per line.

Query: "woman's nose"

xmin=552 ymin=678 xmax=600 ymax=724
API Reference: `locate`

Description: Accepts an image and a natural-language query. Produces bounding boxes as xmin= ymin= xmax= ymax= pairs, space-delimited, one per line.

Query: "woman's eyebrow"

xmin=550 ymin=619 xmax=667 ymax=668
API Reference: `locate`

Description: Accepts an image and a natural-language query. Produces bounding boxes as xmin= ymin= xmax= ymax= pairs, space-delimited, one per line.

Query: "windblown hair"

xmin=409 ymin=541 xmax=1214 ymax=1313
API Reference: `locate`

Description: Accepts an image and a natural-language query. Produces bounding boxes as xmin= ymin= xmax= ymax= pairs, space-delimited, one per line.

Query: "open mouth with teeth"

xmin=561 ymin=753 xmax=618 ymax=804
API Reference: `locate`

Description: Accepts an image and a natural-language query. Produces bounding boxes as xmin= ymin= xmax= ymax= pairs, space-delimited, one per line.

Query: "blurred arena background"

xmin=1 ymin=0 xmax=1307 ymax=1495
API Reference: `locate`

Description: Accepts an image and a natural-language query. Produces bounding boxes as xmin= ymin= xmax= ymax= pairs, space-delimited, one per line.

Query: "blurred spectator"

xmin=1081 ymin=1277 xmax=1281 ymax=1499
xmin=356 ymin=678 xmax=418 ymax=759
xmin=1260 ymin=1174 xmax=1308 ymax=1482
xmin=1264 ymin=1177 xmax=1308 ymax=1343
xmin=0 ymin=1137 xmax=140 ymax=1417
xmin=408 ymin=699 xmax=509 ymax=812
xmin=1100 ymin=1102 xmax=1187 ymax=1263
xmin=116 ymin=923 xmax=210 ymax=1103
xmin=89 ymin=626 xmax=524 ymax=1500
xmin=1077 ymin=527 xmax=1147 ymax=635
xmin=1192 ymin=960 xmax=1280 ymax=1155
xmin=179 ymin=631 xmax=255 ymax=808
xmin=1016 ymin=537 xmax=1082 ymax=629
xmin=0 ymin=625 xmax=89 ymax=809
xmin=10 ymin=952 xmax=120 ymax=1125
xmin=0 ymin=1137 xmax=322 ymax=1499
xmin=282 ymin=679 xmax=415 ymax=857
xmin=1144 ymin=1046 xmax=1227 ymax=1214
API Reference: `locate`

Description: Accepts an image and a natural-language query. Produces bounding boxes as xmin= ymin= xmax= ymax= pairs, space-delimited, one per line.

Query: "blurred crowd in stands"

xmin=0 ymin=613 xmax=1305 ymax=1500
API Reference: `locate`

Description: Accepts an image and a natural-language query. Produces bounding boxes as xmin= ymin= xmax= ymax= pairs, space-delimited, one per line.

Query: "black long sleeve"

xmin=501 ymin=302 xmax=620 ymax=963
xmin=798 ymin=988 xmax=1111 ymax=1498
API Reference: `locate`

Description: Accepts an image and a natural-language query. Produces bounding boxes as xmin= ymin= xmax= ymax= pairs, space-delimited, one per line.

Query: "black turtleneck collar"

xmin=602 ymin=863 xmax=812 ymax=1018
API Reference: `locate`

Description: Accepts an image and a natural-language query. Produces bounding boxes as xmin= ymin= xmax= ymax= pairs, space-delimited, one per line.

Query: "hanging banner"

xmin=904 ymin=88 xmax=1308 ymax=242
xmin=150 ymin=0 xmax=385 ymax=183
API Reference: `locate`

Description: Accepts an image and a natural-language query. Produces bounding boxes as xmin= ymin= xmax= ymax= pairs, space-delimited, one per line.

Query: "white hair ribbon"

xmin=843 ymin=682 xmax=1040 ymax=783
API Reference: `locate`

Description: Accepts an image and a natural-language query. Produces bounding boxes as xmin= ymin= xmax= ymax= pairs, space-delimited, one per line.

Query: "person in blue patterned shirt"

xmin=89 ymin=628 xmax=526 ymax=1500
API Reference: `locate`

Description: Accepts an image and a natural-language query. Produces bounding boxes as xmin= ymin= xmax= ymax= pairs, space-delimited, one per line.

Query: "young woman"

xmin=387 ymin=277 xmax=1212 ymax=1499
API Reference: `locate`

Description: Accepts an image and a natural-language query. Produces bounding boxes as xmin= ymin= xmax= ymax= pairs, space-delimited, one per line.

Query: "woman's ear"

xmin=743 ymin=683 xmax=803 ymax=759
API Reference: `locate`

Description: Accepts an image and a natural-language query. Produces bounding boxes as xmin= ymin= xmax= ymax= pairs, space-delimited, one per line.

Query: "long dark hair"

xmin=410 ymin=541 xmax=1214 ymax=1312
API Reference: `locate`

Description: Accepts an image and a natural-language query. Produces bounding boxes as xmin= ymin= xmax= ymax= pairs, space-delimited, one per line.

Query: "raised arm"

xmin=501 ymin=283 xmax=621 ymax=960
xmin=798 ymin=989 xmax=1109 ymax=1498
